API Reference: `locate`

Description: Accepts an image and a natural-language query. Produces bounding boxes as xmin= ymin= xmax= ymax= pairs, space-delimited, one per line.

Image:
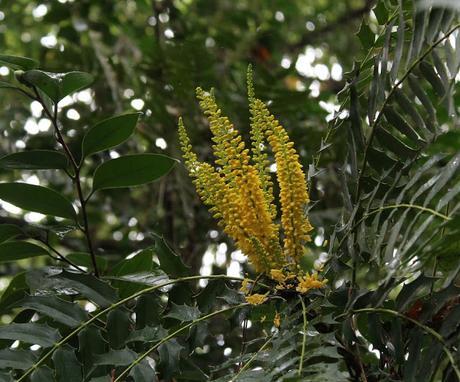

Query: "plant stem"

xmin=114 ymin=303 xmax=249 ymax=381
xmin=298 ymin=296 xmax=308 ymax=376
xmin=229 ymin=334 xmax=274 ymax=381
xmin=33 ymin=90 xmax=100 ymax=277
xmin=37 ymin=237 xmax=86 ymax=273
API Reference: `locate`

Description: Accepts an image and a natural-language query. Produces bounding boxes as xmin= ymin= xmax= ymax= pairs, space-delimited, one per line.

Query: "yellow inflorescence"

xmin=179 ymin=69 xmax=313 ymax=274
xmin=296 ymin=272 xmax=327 ymax=294
xmin=245 ymin=293 xmax=269 ymax=305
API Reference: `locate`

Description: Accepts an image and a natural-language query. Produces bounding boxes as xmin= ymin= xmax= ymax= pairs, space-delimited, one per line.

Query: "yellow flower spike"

xmin=274 ymin=312 xmax=281 ymax=328
xmin=249 ymin=98 xmax=313 ymax=263
xmin=247 ymin=66 xmax=277 ymax=220
xmin=179 ymin=69 xmax=315 ymax=276
xmin=192 ymin=89 xmax=281 ymax=273
xmin=245 ymin=293 xmax=269 ymax=305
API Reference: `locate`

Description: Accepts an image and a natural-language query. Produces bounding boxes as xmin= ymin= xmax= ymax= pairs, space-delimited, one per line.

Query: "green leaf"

xmin=112 ymin=248 xmax=154 ymax=276
xmin=22 ymin=70 xmax=93 ymax=102
xmin=19 ymin=295 xmax=87 ymax=327
xmin=0 ymin=371 xmax=13 ymax=382
xmin=107 ymin=309 xmax=131 ymax=349
xmin=56 ymin=271 xmax=117 ymax=307
xmin=165 ymin=303 xmax=201 ymax=322
xmin=197 ymin=279 xmax=226 ymax=313
xmin=59 ymin=72 xmax=94 ymax=100
xmin=0 ymin=81 xmax=19 ymax=90
xmin=0 ymin=323 xmax=60 ymax=347
xmin=92 ymin=154 xmax=177 ymax=191
xmin=0 ymin=272 xmax=27 ymax=314
xmin=110 ymin=249 xmax=158 ymax=298
xmin=22 ymin=70 xmax=60 ymax=100
xmin=375 ymin=128 xmax=418 ymax=159
xmin=93 ymin=348 xmax=137 ymax=366
xmin=135 ymin=294 xmax=162 ymax=328
xmin=81 ymin=113 xmax=140 ymax=158
xmin=0 ymin=150 xmax=68 ymax=170
xmin=357 ymin=22 xmax=374 ymax=49
xmin=31 ymin=367 xmax=54 ymax=382
xmin=0 ymin=241 xmax=48 ymax=263
xmin=129 ymin=359 xmax=156 ymax=382
xmin=153 ymin=234 xmax=189 ymax=277
xmin=52 ymin=346 xmax=83 ymax=382
xmin=108 ymin=271 xmax=168 ymax=286
xmin=419 ymin=61 xmax=445 ymax=97
xmin=78 ymin=326 xmax=107 ymax=378
xmin=0 ymin=183 xmax=76 ymax=219
xmin=0 ymin=225 xmax=23 ymax=243
xmin=158 ymin=339 xmax=183 ymax=378
xmin=0 ymin=55 xmax=38 ymax=70
xmin=126 ymin=326 xmax=167 ymax=343
xmin=0 ymin=349 xmax=36 ymax=370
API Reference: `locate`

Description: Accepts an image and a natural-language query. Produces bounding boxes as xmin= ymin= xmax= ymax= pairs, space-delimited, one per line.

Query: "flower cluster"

xmin=179 ymin=67 xmax=312 ymax=274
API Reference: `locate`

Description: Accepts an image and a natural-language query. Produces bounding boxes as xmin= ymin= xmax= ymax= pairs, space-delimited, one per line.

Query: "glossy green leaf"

xmin=153 ymin=234 xmax=189 ymax=277
xmin=419 ymin=61 xmax=445 ymax=97
xmin=19 ymin=295 xmax=88 ymax=327
xmin=107 ymin=309 xmax=131 ymax=349
xmin=59 ymin=72 xmax=94 ymax=100
xmin=81 ymin=113 xmax=140 ymax=157
xmin=112 ymin=248 xmax=153 ymax=276
xmin=0 ymin=55 xmax=38 ymax=70
xmin=93 ymin=348 xmax=137 ymax=366
xmin=383 ymin=106 xmax=423 ymax=144
xmin=0 ymin=225 xmax=22 ymax=243
xmin=0 ymin=372 xmax=12 ymax=382
xmin=0 ymin=241 xmax=48 ymax=263
xmin=92 ymin=154 xmax=177 ymax=191
xmin=135 ymin=294 xmax=162 ymax=328
xmin=158 ymin=339 xmax=183 ymax=378
xmin=31 ymin=367 xmax=54 ymax=382
xmin=0 ymin=272 xmax=27 ymax=314
xmin=0 ymin=81 xmax=18 ymax=90
xmin=375 ymin=127 xmax=418 ymax=159
xmin=126 ymin=326 xmax=167 ymax=343
xmin=165 ymin=303 xmax=201 ymax=322
xmin=56 ymin=271 xmax=117 ymax=307
xmin=22 ymin=70 xmax=93 ymax=102
xmin=0 ymin=349 xmax=36 ymax=370
xmin=0 ymin=323 xmax=60 ymax=347
xmin=52 ymin=346 xmax=83 ymax=382
xmin=78 ymin=326 xmax=107 ymax=378
xmin=357 ymin=22 xmax=374 ymax=49
xmin=0 ymin=183 xmax=76 ymax=219
xmin=0 ymin=150 xmax=68 ymax=170
xmin=129 ymin=360 xmax=156 ymax=382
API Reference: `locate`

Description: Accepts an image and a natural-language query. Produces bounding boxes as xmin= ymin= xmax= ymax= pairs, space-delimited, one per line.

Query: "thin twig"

xmin=230 ymin=334 xmax=275 ymax=381
xmin=33 ymin=89 xmax=100 ymax=277
xmin=298 ymin=296 xmax=308 ymax=376
xmin=36 ymin=238 xmax=86 ymax=273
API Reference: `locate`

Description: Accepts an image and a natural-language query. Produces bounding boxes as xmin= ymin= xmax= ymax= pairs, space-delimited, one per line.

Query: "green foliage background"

xmin=0 ymin=0 xmax=459 ymax=381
